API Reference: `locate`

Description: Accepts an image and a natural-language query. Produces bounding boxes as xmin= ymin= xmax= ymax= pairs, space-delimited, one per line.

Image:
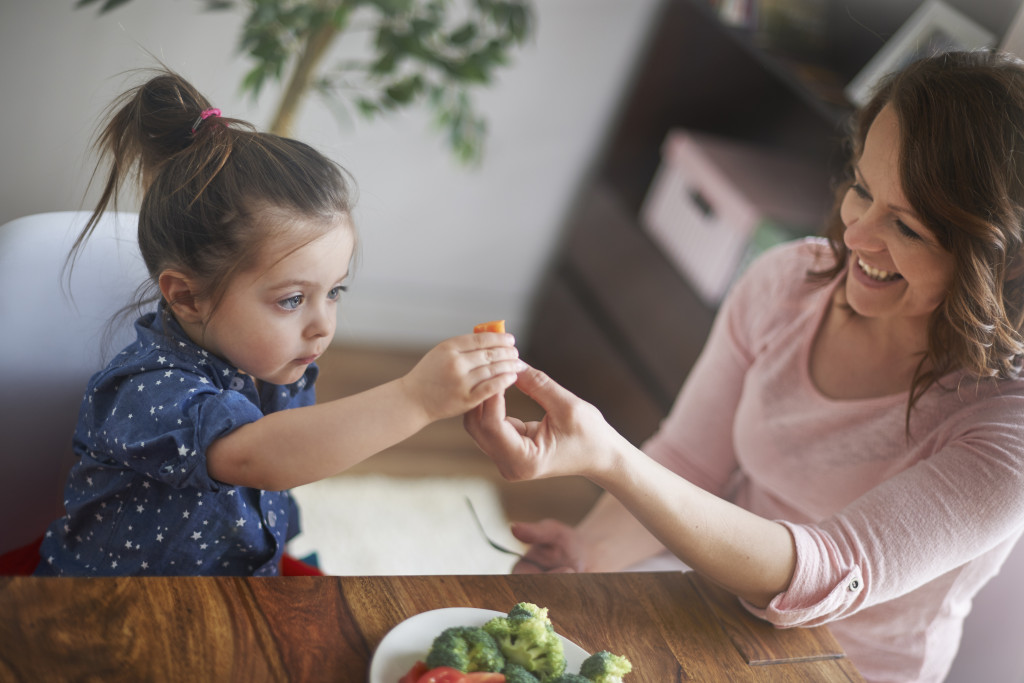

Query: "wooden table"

xmin=0 ymin=571 xmax=863 ymax=682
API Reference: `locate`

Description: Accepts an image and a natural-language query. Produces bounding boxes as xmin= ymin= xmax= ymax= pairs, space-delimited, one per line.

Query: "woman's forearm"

xmin=573 ymin=492 xmax=667 ymax=571
xmin=588 ymin=438 xmax=796 ymax=608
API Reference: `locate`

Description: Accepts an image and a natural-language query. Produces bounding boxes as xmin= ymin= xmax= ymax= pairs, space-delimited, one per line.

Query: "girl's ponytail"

xmin=72 ymin=73 xmax=236 ymax=261
xmin=69 ymin=67 xmax=354 ymax=321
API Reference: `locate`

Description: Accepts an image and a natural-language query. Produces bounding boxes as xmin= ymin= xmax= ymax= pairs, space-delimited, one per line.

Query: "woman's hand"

xmin=400 ymin=333 xmax=522 ymax=422
xmin=464 ymin=364 xmax=628 ymax=482
xmin=509 ymin=519 xmax=585 ymax=573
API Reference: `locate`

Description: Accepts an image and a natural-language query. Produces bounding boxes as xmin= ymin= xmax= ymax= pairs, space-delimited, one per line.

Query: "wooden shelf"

xmin=524 ymin=0 xmax=851 ymax=445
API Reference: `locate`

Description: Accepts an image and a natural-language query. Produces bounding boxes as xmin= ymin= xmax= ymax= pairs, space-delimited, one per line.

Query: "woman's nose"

xmin=844 ymin=203 xmax=886 ymax=252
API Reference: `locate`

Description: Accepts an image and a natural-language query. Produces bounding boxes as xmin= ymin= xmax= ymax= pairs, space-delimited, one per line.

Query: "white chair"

xmin=0 ymin=211 xmax=147 ymax=557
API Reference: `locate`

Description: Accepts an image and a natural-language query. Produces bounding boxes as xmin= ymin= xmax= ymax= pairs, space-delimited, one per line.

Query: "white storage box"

xmin=640 ymin=130 xmax=830 ymax=304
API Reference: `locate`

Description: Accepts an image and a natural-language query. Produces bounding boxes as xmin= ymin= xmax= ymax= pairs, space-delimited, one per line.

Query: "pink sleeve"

xmin=745 ymin=401 xmax=1024 ymax=627
xmin=642 ymin=242 xmax=802 ymax=496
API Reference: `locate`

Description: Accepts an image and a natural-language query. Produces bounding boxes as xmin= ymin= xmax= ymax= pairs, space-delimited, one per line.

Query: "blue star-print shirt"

xmin=36 ymin=306 xmax=317 ymax=576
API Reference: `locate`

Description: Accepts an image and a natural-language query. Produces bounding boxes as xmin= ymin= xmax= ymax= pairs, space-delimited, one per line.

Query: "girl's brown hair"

xmin=70 ymin=68 xmax=355 ymax=315
xmin=813 ymin=50 xmax=1024 ymax=422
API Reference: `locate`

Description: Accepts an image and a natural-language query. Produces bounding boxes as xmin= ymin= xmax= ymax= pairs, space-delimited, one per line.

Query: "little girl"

xmin=34 ymin=70 xmax=521 ymax=576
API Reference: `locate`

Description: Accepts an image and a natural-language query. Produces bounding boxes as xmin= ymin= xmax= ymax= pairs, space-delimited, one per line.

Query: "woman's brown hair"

xmin=69 ymin=68 xmax=355 ymax=316
xmin=814 ymin=50 xmax=1024 ymax=423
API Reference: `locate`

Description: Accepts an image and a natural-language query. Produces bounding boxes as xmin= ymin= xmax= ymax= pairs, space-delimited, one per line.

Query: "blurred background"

xmin=0 ymin=0 xmax=662 ymax=349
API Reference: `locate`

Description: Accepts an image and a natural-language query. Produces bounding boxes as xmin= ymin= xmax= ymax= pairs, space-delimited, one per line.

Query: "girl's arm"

xmin=207 ymin=333 xmax=521 ymax=490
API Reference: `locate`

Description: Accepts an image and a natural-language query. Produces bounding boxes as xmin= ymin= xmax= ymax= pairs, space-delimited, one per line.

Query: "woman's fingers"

xmin=512 ymin=365 xmax=579 ymax=416
xmin=509 ymin=519 xmax=581 ymax=573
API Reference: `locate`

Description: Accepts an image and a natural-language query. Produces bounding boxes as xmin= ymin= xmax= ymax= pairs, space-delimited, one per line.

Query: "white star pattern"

xmin=37 ymin=310 xmax=315 ymax=577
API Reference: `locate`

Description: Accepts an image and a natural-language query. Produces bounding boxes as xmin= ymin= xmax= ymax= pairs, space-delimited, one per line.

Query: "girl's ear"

xmin=158 ymin=269 xmax=205 ymax=324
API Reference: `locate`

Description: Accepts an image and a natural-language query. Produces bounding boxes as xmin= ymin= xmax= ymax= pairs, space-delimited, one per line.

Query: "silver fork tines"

xmin=464 ymin=496 xmax=525 ymax=559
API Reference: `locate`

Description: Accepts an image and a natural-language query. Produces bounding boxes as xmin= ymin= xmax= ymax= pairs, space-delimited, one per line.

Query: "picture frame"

xmin=1000 ymin=1 xmax=1024 ymax=58
xmin=844 ymin=0 xmax=996 ymax=107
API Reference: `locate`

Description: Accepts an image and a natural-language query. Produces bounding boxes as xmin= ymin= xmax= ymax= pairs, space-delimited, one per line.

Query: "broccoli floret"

xmin=425 ymin=625 xmax=505 ymax=673
xmin=553 ymin=675 xmax=591 ymax=683
xmin=483 ymin=602 xmax=567 ymax=683
xmin=578 ymin=651 xmax=633 ymax=683
xmin=503 ymin=662 xmax=541 ymax=683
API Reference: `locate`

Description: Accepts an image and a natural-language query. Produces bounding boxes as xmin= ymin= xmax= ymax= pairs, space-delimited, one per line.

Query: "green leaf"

xmin=356 ymin=98 xmax=382 ymax=117
xmin=369 ymin=51 xmax=399 ymax=76
xmin=78 ymin=0 xmax=134 ymax=13
xmin=240 ymin=67 xmax=268 ymax=99
xmin=448 ymin=23 xmax=477 ymax=47
xmin=200 ymin=0 xmax=236 ymax=10
xmin=384 ymin=74 xmax=425 ymax=104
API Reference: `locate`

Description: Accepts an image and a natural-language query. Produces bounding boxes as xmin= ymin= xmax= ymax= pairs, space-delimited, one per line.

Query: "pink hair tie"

xmin=190 ymin=108 xmax=222 ymax=134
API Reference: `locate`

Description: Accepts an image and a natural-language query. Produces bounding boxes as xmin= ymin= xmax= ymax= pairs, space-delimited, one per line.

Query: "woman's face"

xmin=839 ymin=105 xmax=955 ymax=328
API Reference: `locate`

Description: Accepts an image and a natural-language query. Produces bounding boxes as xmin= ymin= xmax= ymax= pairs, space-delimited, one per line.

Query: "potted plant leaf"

xmin=78 ymin=0 xmax=535 ymax=163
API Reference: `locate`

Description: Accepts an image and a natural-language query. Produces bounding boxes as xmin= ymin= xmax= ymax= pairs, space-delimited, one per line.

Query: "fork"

xmin=464 ymin=496 xmax=557 ymax=572
xmin=465 ymin=496 xmax=527 ymax=560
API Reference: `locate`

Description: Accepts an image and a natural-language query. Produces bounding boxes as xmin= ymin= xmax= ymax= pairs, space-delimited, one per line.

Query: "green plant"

xmin=78 ymin=0 xmax=535 ymax=164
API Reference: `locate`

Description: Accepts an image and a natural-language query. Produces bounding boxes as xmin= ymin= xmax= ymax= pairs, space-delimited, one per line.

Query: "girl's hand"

xmin=400 ymin=332 xmax=522 ymax=422
xmin=509 ymin=519 xmax=585 ymax=574
xmin=464 ymin=364 xmax=627 ymax=482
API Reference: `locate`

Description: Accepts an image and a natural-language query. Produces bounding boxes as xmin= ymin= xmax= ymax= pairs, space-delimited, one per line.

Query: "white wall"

xmin=0 ymin=0 xmax=661 ymax=349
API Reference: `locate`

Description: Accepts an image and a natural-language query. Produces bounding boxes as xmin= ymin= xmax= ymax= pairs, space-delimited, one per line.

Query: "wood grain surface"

xmin=1 ymin=572 xmax=863 ymax=682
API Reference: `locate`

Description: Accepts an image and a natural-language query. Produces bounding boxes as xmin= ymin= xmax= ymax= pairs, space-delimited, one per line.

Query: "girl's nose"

xmin=306 ymin=302 xmax=335 ymax=339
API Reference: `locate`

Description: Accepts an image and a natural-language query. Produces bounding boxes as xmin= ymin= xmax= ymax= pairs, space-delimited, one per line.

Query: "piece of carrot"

xmin=473 ymin=320 xmax=506 ymax=334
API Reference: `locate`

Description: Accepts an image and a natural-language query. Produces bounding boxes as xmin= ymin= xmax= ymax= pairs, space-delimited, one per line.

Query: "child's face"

xmin=198 ymin=217 xmax=354 ymax=386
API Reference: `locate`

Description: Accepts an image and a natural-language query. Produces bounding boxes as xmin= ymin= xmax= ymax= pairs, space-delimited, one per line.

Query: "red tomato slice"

xmin=415 ymin=667 xmax=467 ymax=683
xmin=399 ymin=661 xmax=430 ymax=683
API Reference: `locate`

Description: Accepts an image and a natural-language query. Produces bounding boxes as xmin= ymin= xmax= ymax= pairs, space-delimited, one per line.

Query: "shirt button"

xmin=229 ymin=376 xmax=245 ymax=391
xmin=848 ymin=579 xmax=861 ymax=592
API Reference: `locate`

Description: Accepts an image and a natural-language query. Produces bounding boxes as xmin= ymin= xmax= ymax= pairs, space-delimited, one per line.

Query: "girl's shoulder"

xmin=88 ymin=313 xmax=218 ymax=392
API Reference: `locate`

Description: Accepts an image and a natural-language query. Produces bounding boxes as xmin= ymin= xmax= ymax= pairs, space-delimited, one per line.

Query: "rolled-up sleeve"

xmin=744 ymin=409 xmax=1024 ymax=627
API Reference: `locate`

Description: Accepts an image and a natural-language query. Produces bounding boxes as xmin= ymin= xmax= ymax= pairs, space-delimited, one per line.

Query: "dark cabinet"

xmin=524 ymin=0 xmax=858 ymax=445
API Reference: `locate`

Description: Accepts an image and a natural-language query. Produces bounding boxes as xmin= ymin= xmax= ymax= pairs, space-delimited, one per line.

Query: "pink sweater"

xmin=642 ymin=238 xmax=1024 ymax=682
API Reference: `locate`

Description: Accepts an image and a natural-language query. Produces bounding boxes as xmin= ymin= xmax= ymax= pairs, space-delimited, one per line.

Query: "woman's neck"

xmin=808 ymin=289 xmax=930 ymax=400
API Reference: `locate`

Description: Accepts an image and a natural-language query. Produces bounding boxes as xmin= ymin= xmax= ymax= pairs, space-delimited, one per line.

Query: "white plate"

xmin=368 ymin=607 xmax=590 ymax=683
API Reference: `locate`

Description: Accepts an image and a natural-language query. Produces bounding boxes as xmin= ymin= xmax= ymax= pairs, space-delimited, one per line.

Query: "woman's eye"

xmin=279 ymin=294 xmax=304 ymax=310
xmin=328 ymin=285 xmax=347 ymax=301
xmin=896 ymin=221 xmax=922 ymax=241
xmin=850 ymin=183 xmax=870 ymax=200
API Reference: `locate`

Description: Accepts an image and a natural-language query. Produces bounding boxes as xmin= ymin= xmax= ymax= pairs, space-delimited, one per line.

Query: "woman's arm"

xmin=208 ymin=332 xmax=521 ymax=490
xmin=466 ymin=366 xmax=795 ymax=607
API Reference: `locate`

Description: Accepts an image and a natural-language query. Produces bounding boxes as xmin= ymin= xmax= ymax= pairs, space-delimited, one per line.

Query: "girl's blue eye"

xmin=280 ymin=294 xmax=303 ymax=310
xmin=328 ymin=285 xmax=347 ymax=301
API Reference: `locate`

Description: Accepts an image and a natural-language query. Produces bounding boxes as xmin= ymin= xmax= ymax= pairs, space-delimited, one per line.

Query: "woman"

xmin=465 ymin=51 xmax=1024 ymax=682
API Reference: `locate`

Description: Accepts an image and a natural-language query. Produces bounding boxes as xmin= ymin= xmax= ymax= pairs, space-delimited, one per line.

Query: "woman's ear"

xmin=158 ymin=270 xmax=205 ymax=324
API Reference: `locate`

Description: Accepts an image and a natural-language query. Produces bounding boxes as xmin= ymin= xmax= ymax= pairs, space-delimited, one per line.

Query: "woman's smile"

xmin=855 ymin=256 xmax=902 ymax=283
